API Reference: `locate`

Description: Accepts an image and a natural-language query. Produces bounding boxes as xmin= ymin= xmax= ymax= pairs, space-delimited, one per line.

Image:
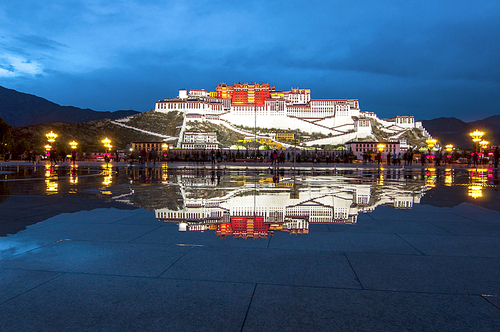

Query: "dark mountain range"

xmin=1 ymin=85 xmax=497 ymax=149
xmin=422 ymin=115 xmax=499 ymax=149
xmin=0 ymin=85 xmax=139 ymax=126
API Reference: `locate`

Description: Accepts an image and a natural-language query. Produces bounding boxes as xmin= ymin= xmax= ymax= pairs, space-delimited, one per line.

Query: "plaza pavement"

xmin=0 ymin=161 xmax=499 ymax=331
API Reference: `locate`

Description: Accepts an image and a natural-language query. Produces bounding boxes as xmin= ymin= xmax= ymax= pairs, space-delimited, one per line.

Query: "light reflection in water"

xmin=468 ymin=169 xmax=488 ymax=199
xmin=425 ymin=168 xmax=436 ymax=188
xmin=70 ymin=165 xmax=78 ymax=184
xmin=162 ymin=165 xmax=169 ymax=183
xmin=445 ymin=168 xmax=453 ymax=187
xmin=102 ymin=164 xmax=112 ymax=186
xmin=377 ymin=168 xmax=384 ymax=186
xmin=154 ymin=172 xmax=429 ymax=239
xmin=45 ymin=164 xmax=58 ymax=193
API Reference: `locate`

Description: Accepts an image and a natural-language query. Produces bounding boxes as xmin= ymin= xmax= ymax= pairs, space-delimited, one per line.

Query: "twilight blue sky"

xmin=1 ymin=0 xmax=499 ymax=121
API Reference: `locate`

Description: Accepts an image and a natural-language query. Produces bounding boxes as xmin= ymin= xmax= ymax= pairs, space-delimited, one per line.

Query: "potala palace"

xmin=154 ymin=82 xmax=431 ymax=148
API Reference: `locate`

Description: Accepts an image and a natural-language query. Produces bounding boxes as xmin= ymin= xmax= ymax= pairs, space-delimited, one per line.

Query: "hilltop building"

xmin=154 ymin=82 xmax=431 ymax=147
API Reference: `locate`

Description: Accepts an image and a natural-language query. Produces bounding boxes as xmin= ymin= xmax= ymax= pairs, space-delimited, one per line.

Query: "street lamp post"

xmin=377 ymin=143 xmax=385 ymax=165
xmin=469 ymin=130 xmax=484 ymax=166
xmin=69 ymin=141 xmax=78 ymax=164
xmin=46 ymin=131 xmax=57 ymax=165
xmin=101 ymin=138 xmax=112 ymax=163
xmin=162 ymin=143 xmax=168 ymax=161
xmin=426 ymin=138 xmax=437 ymax=164
xmin=46 ymin=131 xmax=57 ymax=143
xmin=480 ymin=140 xmax=489 ymax=164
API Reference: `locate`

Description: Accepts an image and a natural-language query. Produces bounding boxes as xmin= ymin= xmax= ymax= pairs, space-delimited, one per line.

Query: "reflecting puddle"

xmin=0 ymin=165 xmax=499 ymax=239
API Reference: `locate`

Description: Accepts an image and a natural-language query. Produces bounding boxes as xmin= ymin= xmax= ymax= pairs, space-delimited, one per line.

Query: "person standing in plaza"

xmin=494 ymin=147 xmax=499 ymax=168
xmin=71 ymin=149 xmax=77 ymax=165
xmin=49 ymin=148 xmax=57 ymax=166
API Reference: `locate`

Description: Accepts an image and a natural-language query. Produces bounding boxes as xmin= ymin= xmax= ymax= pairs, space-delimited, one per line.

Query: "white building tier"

xmin=154 ymin=86 xmax=427 ymax=145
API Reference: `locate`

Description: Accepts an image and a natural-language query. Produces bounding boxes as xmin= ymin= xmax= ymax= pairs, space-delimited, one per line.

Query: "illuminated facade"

xmin=346 ymin=141 xmax=401 ymax=160
xmin=181 ymin=132 xmax=219 ymax=150
xmin=154 ymin=173 xmax=428 ymax=238
xmin=154 ymin=82 xmax=430 ymax=147
xmin=132 ymin=141 xmax=166 ymax=153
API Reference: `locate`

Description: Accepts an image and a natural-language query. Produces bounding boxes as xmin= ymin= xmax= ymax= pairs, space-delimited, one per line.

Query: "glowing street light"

xmin=470 ymin=130 xmax=484 ymax=144
xmin=479 ymin=140 xmax=489 ymax=150
xmin=377 ymin=143 xmax=385 ymax=153
xmin=470 ymin=130 xmax=485 ymax=166
xmin=69 ymin=141 xmax=78 ymax=150
xmin=445 ymin=144 xmax=454 ymax=152
xmin=102 ymin=137 xmax=112 ymax=150
xmin=44 ymin=144 xmax=52 ymax=151
xmin=46 ymin=131 xmax=58 ymax=143
xmin=426 ymin=138 xmax=437 ymax=149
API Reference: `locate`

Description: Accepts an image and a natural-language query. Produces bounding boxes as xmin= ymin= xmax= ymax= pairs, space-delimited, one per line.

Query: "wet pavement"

xmin=0 ymin=161 xmax=499 ymax=331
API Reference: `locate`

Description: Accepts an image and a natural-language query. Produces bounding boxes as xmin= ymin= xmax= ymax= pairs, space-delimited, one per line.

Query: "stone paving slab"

xmin=485 ymin=295 xmax=500 ymax=309
xmin=427 ymin=220 xmax=500 ymax=237
xmin=160 ymin=246 xmax=361 ymax=289
xmin=0 ymin=269 xmax=62 ymax=304
xmin=346 ymin=252 xmax=500 ymax=295
xmin=398 ymin=233 xmax=500 ymax=257
xmin=0 ymin=236 xmax=55 ymax=261
xmin=367 ymin=205 xmax=473 ymax=222
xmin=15 ymin=221 xmax=161 ymax=243
xmin=112 ymin=210 xmax=159 ymax=225
xmin=268 ymin=231 xmax=422 ymax=254
xmin=132 ymin=224 xmax=272 ymax=248
xmin=44 ymin=208 xmax=146 ymax=224
xmin=242 ymin=284 xmax=500 ymax=332
xmin=0 ymin=273 xmax=254 ymax=332
xmin=327 ymin=218 xmax=454 ymax=235
xmin=1 ymin=240 xmax=191 ymax=277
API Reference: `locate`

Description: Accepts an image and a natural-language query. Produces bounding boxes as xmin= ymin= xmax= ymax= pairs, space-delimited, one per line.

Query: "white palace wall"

xmin=154 ymin=88 xmax=426 ymax=146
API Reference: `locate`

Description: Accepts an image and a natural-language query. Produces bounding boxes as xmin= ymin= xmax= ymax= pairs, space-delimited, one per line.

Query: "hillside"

xmin=422 ymin=116 xmax=499 ymax=149
xmin=185 ymin=120 xmax=246 ymax=148
xmin=115 ymin=110 xmax=183 ymax=136
xmin=0 ymin=85 xmax=139 ymax=126
xmin=11 ymin=111 xmax=183 ymax=153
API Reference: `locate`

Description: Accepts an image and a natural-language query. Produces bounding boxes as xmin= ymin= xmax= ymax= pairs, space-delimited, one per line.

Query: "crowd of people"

xmin=3 ymin=146 xmax=500 ymax=169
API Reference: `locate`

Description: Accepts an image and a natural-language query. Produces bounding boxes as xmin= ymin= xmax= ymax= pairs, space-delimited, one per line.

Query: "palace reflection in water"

xmin=149 ymin=168 xmax=430 ymax=239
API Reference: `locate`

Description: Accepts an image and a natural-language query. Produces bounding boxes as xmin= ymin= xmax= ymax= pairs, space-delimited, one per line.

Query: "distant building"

xmin=276 ymin=132 xmax=295 ymax=142
xmin=132 ymin=141 xmax=167 ymax=152
xmin=346 ymin=141 xmax=401 ymax=160
xmin=181 ymin=132 xmax=219 ymax=150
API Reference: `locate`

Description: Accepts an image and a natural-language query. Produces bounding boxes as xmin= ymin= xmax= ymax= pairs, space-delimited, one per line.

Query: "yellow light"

xmin=69 ymin=141 xmax=78 ymax=149
xmin=46 ymin=179 xmax=58 ymax=193
xmin=445 ymin=169 xmax=453 ymax=186
xmin=162 ymin=143 xmax=168 ymax=150
xmin=468 ymin=185 xmax=483 ymax=199
xmin=44 ymin=144 xmax=52 ymax=151
xmin=470 ymin=130 xmax=484 ymax=143
xmin=479 ymin=140 xmax=489 ymax=149
xmin=377 ymin=143 xmax=385 ymax=152
xmin=102 ymin=164 xmax=112 ymax=185
xmin=103 ymin=176 xmax=112 ymax=186
xmin=426 ymin=138 xmax=437 ymax=148
xmin=46 ymin=131 xmax=58 ymax=143
xmin=445 ymin=144 xmax=453 ymax=152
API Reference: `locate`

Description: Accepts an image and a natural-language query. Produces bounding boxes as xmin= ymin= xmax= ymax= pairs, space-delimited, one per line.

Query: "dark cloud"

xmin=1 ymin=0 xmax=499 ymax=122
xmin=14 ymin=35 xmax=67 ymax=50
